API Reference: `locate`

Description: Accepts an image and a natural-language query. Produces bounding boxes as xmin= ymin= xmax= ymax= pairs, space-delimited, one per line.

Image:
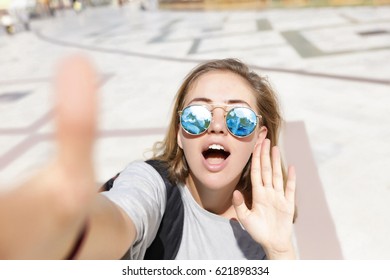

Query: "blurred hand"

xmin=0 ymin=54 xmax=99 ymax=259
xmin=233 ymin=139 xmax=296 ymax=259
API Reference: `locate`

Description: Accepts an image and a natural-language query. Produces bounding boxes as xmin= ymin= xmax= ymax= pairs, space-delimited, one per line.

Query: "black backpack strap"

xmin=144 ymin=160 xmax=184 ymax=260
xmin=100 ymin=173 xmax=119 ymax=192
xmin=100 ymin=160 xmax=184 ymax=260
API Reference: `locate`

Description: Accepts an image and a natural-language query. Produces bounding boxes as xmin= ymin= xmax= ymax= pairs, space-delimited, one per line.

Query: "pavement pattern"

xmin=0 ymin=3 xmax=389 ymax=259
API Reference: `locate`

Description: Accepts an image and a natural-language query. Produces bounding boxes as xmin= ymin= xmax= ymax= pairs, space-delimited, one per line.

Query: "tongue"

xmin=205 ymin=151 xmax=226 ymax=165
xmin=206 ymin=156 xmax=225 ymax=165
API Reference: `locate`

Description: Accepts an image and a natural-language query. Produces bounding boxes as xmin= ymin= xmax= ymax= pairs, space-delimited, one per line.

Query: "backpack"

xmin=101 ymin=160 xmax=184 ymax=260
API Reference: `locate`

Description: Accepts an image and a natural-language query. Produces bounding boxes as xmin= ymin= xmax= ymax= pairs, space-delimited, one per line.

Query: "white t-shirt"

xmin=102 ymin=161 xmax=265 ymax=260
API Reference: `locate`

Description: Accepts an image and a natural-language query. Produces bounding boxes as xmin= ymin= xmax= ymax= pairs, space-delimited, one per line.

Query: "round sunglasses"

xmin=179 ymin=105 xmax=261 ymax=138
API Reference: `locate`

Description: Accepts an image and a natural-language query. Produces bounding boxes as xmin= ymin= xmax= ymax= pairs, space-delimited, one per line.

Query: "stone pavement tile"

xmin=0 ymin=139 xmax=53 ymax=188
xmin=271 ymin=70 xmax=390 ymax=259
xmin=341 ymin=6 xmax=390 ymax=22
xmin=301 ymin=23 xmax=390 ymax=53
xmin=0 ymin=87 xmax=52 ymax=130
xmin=283 ymin=121 xmax=343 ymax=259
xmin=304 ymin=50 xmax=390 ymax=81
xmin=0 ymin=136 xmax=28 ymax=159
xmin=95 ymin=135 xmax=165 ymax=183
xmin=266 ymin=8 xmax=350 ymax=31
xmin=198 ymin=31 xmax=284 ymax=53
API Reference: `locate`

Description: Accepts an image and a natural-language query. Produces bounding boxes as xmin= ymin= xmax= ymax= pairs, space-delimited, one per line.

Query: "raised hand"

xmin=233 ymin=139 xmax=297 ymax=259
xmin=0 ymin=55 xmax=98 ymax=259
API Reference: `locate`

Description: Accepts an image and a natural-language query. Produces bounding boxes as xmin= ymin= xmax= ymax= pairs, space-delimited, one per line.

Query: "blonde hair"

xmin=152 ymin=58 xmax=284 ymax=205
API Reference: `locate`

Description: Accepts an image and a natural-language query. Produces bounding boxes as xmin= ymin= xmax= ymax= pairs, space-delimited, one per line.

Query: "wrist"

xmin=65 ymin=220 xmax=89 ymax=260
xmin=264 ymin=242 xmax=297 ymax=260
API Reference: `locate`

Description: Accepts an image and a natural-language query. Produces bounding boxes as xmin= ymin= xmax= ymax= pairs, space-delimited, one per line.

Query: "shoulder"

xmin=103 ymin=161 xmax=167 ymax=203
xmin=119 ymin=161 xmax=165 ymax=184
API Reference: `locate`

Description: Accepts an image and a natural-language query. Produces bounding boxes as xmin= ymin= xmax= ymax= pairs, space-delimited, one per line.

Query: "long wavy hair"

xmin=152 ymin=58 xmax=287 ymax=209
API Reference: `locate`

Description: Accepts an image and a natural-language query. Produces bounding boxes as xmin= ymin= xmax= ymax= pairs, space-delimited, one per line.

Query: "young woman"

xmin=0 ymin=56 xmax=296 ymax=260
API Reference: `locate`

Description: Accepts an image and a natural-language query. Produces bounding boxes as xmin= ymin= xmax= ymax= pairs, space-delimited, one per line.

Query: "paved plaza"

xmin=0 ymin=3 xmax=389 ymax=259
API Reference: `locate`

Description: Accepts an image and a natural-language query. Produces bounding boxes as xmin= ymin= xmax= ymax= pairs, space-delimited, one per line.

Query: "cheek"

xmin=178 ymin=129 xmax=197 ymax=150
xmin=235 ymin=140 xmax=256 ymax=163
xmin=178 ymin=132 xmax=201 ymax=161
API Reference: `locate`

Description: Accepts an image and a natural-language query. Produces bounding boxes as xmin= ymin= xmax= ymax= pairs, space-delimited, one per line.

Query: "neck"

xmin=186 ymin=173 xmax=239 ymax=218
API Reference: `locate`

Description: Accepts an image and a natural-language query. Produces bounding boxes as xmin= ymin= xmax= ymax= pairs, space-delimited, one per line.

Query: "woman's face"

xmin=177 ymin=70 xmax=267 ymax=191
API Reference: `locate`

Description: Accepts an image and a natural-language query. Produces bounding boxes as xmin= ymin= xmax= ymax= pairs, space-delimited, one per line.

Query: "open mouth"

xmin=202 ymin=144 xmax=231 ymax=165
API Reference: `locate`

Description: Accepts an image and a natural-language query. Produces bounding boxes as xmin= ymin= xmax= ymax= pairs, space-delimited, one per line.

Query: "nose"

xmin=207 ymin=107 xmax=228 ymax=135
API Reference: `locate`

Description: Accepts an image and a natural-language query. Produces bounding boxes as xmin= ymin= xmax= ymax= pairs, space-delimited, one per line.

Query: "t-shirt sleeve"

xmin=101 ymin=161 xmax=166 ymax=259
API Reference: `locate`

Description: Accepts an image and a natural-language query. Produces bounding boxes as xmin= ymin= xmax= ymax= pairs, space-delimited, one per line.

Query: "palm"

xmin=233 ymin=139 xmax=296 ymax=256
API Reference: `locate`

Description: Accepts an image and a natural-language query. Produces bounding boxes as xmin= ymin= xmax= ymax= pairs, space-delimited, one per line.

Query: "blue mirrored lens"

xmin=226 ymin=107 xmax=257 ymax=137
xmin=180 ymin=106 xmax=211 ymax=135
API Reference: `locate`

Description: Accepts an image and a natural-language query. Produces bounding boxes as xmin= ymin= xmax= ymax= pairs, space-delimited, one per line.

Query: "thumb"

xmin=232 ymin=190 xmax=250 ymax=223
xmin=54 ymin=54 xmax=98 ymax=170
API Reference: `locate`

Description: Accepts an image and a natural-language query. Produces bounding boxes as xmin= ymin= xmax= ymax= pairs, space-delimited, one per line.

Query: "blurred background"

xmin=0 ymin=0 xmax=389 ymax=259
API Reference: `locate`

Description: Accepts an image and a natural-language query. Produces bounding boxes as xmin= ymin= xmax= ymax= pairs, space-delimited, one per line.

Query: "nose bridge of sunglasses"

xmin=210 ymin=105 xmax=230 ymax=117
xmin=209 ymin=106 xmax=229 ymax=123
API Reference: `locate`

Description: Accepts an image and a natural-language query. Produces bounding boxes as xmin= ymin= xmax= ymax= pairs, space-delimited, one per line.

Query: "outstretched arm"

xmin=0 ymin=55 xmax=136 ymax=259
xmin=233 ymin=139 xmax=297 ymax=260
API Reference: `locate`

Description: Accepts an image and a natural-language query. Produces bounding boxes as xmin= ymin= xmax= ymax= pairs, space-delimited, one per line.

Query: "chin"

xmin=187 ymin=153 xmax=246 ymax=191
xmin=194 ymin=170 xmax=241 ymax=192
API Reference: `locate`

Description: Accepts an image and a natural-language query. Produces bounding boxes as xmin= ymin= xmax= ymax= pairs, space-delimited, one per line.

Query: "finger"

xmin=54 ymin=54 xmax=98 ymax=169
xmin=260 ymin=139 xmax=272 ymax=187
xmin=232 ymin=190 xmax=251 ymax=224
xmin=285 ymin=166 xmax=296 ymax=203
xmin=272 ymin=146 xmax=284 ymax=192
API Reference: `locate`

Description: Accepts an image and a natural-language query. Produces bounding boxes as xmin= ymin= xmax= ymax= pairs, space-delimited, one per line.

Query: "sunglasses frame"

xmin=178 ymin=104 xmax=262 ymax=138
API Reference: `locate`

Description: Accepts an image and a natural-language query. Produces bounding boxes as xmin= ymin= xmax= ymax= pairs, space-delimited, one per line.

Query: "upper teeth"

xmin=209 ymin=144 xmax=225 ymax=151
